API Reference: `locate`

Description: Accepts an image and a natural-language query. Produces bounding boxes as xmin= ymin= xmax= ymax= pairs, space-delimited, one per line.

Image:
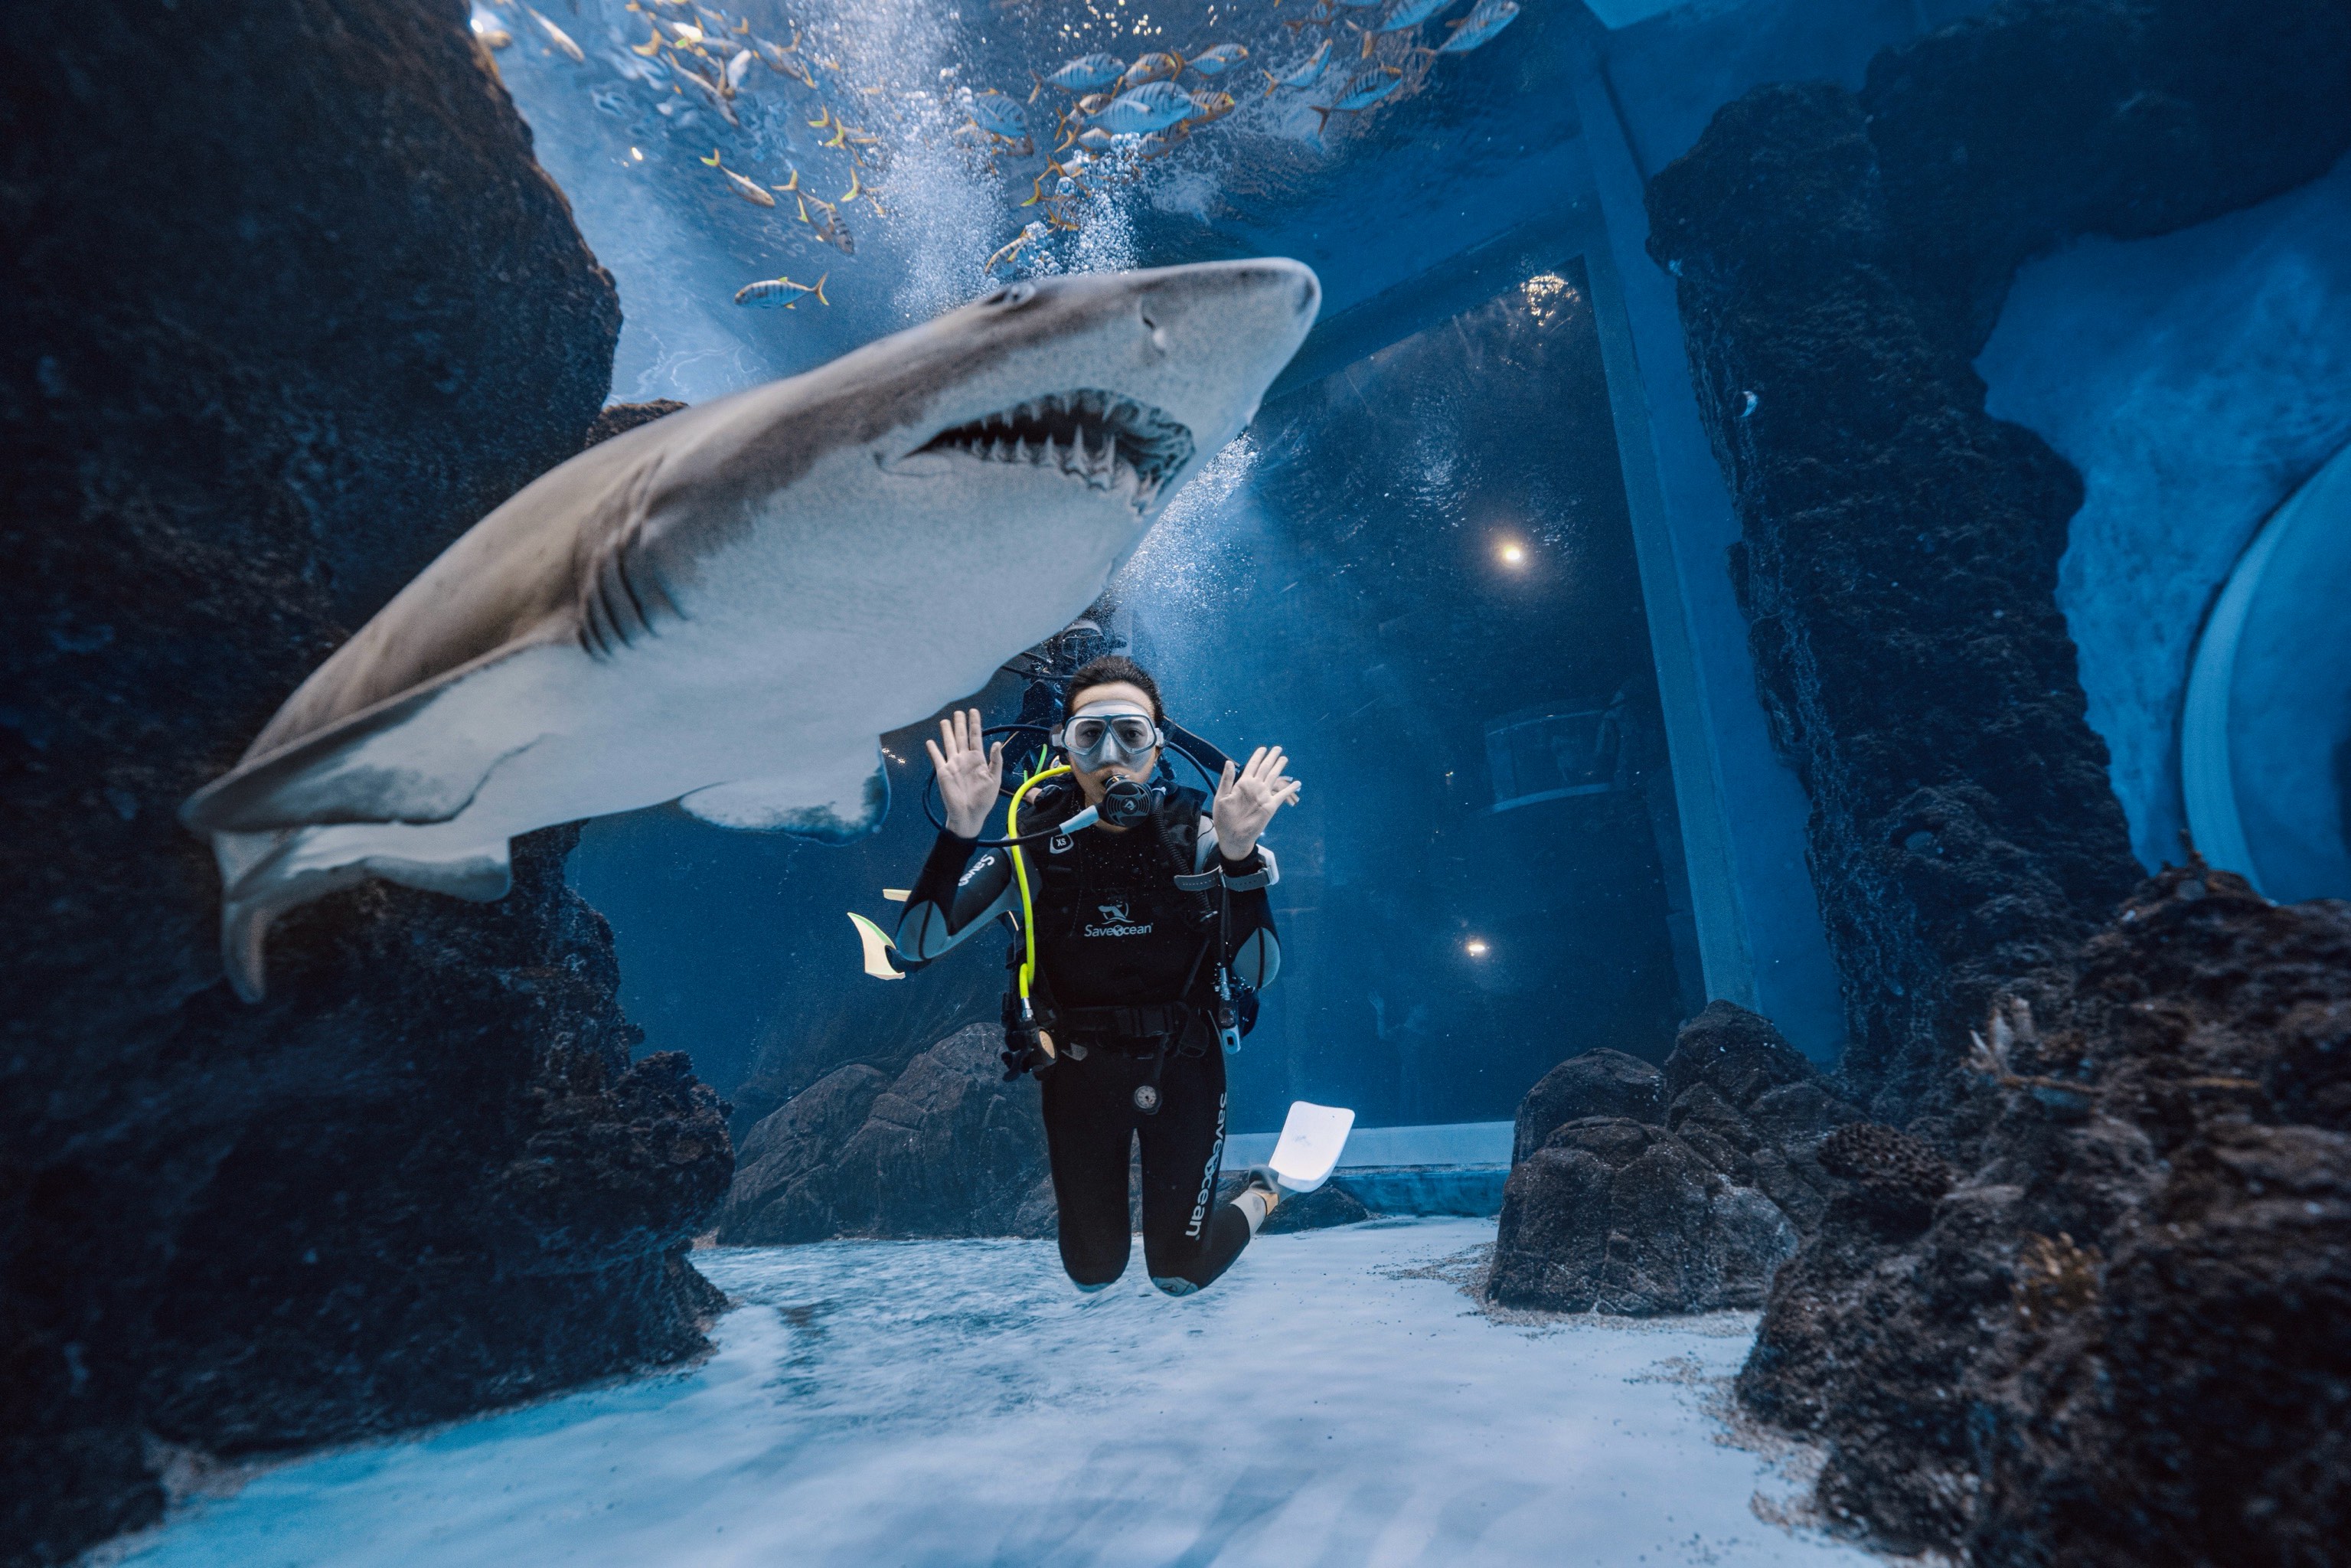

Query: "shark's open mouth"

xmin=917 ymin=390 xmax=1195 ymax=508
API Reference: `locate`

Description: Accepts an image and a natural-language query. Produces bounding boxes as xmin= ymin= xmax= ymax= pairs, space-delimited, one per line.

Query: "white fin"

xmin=1268 ymin=1100 xmax=1356 ymax=1193
xmin=882 ymin=887 xmax=910 ymax=901
xmin=846 ymin=911 xmax=905 ymax=980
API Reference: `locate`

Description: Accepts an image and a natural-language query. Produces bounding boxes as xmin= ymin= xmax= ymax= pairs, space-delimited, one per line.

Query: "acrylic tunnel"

xmin=10 ymin=1 xmax=2350 ymax=1566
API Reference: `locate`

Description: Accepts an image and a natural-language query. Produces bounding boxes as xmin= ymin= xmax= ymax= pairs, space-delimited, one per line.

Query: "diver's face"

xmin=1064 ymin=680 xmax=1161 ymax=805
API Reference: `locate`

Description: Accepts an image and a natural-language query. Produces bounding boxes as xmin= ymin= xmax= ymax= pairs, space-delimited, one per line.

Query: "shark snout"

xmin=1127 ymin=258 xmax=1320 ymax=454
xmin=874 ymin=259 xmax=1319 ymax=515
xmin=1134 ymin=257 xmax=1320 ymax=341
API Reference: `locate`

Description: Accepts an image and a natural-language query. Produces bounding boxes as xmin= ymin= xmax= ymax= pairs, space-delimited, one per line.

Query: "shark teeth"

xmin=918 ymin=387 xmax=1193 ymax=508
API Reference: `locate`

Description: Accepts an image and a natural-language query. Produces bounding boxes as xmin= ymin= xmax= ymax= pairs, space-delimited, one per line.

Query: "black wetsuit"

xmin=898 ymin=780 xmax=1281 ymax=1294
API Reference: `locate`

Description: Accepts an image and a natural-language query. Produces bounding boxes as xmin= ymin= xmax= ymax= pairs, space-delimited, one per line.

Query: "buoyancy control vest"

xmin=1007 ymin=779 xmax=1226 ymax=1050
xmin=991 ymin=776 xmax=1269 ymax=1099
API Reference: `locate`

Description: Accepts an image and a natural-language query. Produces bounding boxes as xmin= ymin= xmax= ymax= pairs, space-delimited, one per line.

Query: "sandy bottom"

xmin=115 ymin=1218 xmax=1884 ymax=1568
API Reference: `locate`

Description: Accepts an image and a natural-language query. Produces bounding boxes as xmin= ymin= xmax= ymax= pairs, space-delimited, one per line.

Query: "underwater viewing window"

xmin=1144 ymin=259 xmax=1693 ymax=1131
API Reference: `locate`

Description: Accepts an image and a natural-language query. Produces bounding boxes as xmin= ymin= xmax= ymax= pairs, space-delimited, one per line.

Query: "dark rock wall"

xmin=1642 ymin=0 xmax=2351 ymax=1125
xmin=1739 ymin=867 xmax=2351 ymax=1564
xmin=1 ymin=5 xmax=730 ymax=1563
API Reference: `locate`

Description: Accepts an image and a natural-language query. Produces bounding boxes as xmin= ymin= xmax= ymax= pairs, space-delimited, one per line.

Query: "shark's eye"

xmin=982 ymin=281 xmax=1038 ymax=310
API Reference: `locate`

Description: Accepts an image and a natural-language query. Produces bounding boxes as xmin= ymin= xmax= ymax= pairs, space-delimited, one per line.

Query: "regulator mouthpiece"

xmin=1097 ymin=777 xmax=1162 ymax=827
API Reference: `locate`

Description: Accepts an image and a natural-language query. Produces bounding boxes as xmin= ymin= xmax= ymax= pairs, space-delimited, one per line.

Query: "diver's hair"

xmin=1065 ymin=655 xmax=1162 ymax=723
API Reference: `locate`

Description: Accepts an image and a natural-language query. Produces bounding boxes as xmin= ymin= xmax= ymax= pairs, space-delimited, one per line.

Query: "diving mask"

xmin=1057 ymin=700 xmax=1164 ymax=771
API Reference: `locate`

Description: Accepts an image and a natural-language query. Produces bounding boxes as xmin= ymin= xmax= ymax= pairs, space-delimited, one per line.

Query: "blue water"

xmin=510 ymin=0 xmax=1693 ymax=1130
xmin=488 ymin=0 xmax=2351 ymax=1138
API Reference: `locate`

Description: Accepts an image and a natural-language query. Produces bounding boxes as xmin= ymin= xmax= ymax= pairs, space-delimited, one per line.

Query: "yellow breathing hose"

xmin=1006 ymin=763 xmax=1073 ymax=1001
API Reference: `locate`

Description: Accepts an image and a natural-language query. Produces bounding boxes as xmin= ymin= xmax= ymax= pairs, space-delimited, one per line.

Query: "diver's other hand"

xmin=928 ymin=707 xmax=1004 ymax=839
xmin=1213 ymin=745 xmax=1301 ymax=861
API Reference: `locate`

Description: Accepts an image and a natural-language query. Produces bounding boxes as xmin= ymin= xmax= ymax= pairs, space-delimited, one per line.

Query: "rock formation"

xmin=1 ymin=5 xmax=730 ymax=1563
xmin=1644 ymin=0 xmax=2351 ymax=1129
xmin=719 ymin=1024 xmax=1057 ymax=1243
xmin=1741 ymin=866 xmax=2351 ymax=1563
xmin=1488 ymin=1004 xmax=1861 ymax=1314
xmin=727 ymin=952 xmax=1004 ymax=1151
xmin=1511 ymin=1047 xmax=1667 ymax=1164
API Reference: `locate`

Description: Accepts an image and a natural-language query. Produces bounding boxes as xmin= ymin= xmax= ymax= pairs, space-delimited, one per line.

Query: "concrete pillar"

xmin=1566 ymin=45 xmax=1850 ymax=1061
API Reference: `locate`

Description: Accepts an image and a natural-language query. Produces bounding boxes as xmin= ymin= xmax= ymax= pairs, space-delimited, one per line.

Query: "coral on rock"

xmin=0 ymin=4 xmax=730 ymax=1563
xmin=1740 ymin=866 xmax=2351 ymax=1563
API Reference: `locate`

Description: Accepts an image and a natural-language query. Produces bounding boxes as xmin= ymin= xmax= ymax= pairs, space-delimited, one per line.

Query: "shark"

xmin=181 ymin=258 xmax=1322 ymax=1001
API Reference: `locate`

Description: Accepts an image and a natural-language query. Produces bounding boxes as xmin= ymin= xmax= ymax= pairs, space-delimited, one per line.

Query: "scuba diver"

xmin=894 ymin=655 xmax=1301 ymax=1295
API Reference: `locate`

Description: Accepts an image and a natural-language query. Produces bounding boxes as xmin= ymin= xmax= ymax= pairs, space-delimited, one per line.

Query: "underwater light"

xmin=1497 ymin=541 xmax=1527 ymax=567
xmin=1464 ymin=938 xmax=1490 ymax=957
xmin=630 ymin=147 xmax=645 ymax=162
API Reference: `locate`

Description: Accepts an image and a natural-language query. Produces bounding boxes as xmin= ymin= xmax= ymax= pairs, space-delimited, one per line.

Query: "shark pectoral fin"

xmin=846 ymin=911 xmax=907 ymax=980
xmin=180 ymin=642 xmax=556 ymax=835
xmin=678 ymin=752 xmax=889 ymax=841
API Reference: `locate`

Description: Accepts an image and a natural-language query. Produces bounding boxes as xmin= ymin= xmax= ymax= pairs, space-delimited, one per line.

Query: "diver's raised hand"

xmin=1213 ymin=745 xmax=1301 ymax=861
xmin=928 ymin=707 xmax=1004 ymax=839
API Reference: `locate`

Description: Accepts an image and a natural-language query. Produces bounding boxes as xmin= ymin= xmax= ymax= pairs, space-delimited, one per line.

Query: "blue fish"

xmin=1436 ymin=0 xmax=1518 ymax=53
xmin=1380 ymin=0 xmax=1460 ymax=31
xmin=1312 ymin=67 xmax=1402 ymax=131
xmin=1092 ymin=80 xmax=1196 ymax=135
xmin=1187 ymin=42 xmax=1249 ymax=75
xmin=733 ymin=272 xmax=829 ymax=309
xmin=1263 ymin=38 xmax=1331 ymax=91
xmin=965 ymin=90 xmax=1027 ymax=139
xmin=1118 ymin=51 xmax=1186 ymax=90
xmin=1043 ymin=52 xmax=1124 ymax=93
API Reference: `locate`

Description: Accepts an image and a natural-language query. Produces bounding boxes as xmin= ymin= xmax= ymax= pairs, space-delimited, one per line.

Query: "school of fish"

xmin=476 ymin=0 xmax=1523 ymax=296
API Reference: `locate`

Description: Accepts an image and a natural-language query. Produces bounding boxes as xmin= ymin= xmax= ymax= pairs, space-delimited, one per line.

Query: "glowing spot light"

xmin=629 ymin=146 xmax=645 ymax=162
xmin=1497 ymin=540 xmax=1527 ymax=567
xmin=1464 ymin=938 xmax=1490 ymax=957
